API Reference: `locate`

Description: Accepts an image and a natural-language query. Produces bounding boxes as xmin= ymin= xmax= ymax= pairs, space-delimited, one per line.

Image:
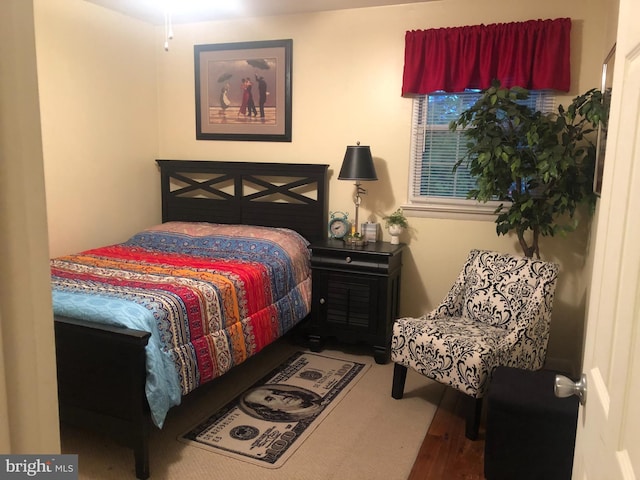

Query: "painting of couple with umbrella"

xmin=195 ymin=39 xmax=292 ymax=142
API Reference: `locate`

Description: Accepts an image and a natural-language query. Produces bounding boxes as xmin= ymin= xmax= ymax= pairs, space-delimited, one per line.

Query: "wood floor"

xmin=408 ymin=388 xmax=486 ymax=480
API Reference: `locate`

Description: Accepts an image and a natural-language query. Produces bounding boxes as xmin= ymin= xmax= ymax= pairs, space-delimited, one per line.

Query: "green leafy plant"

xmin=384 ymin=208 xmax=409 ymax=229
xmin=450 ymin=80 xmax=605 ymax=258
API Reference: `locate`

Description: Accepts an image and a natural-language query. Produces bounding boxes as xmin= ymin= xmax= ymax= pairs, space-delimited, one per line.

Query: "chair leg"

xmin=465 ymin=396 xmax=483 ymax=440
xmin=391 ymin=363 xmax=408 ymax=399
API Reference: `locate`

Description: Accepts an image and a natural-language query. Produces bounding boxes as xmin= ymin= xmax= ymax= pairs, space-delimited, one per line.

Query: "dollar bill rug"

xmin=179 ymin=351 xmax=370 ymax=468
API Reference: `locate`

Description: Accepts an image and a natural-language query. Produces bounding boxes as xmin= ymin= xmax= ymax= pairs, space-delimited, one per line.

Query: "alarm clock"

xmin=328 ymin=211 xmax=350 ymax=239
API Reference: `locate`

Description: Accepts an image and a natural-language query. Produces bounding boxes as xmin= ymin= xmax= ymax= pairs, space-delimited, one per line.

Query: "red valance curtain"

xmin=401 ymin=18 xmax=571 ymax=95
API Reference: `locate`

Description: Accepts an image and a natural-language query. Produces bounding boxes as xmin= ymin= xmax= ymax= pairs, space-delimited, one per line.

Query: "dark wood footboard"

xmin=54 ymin=316 xmax=152 ymax=480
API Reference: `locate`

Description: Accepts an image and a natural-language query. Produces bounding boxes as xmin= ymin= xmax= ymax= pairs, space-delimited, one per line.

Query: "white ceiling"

xmin=85 ymin=0 xmax=432 ymax=25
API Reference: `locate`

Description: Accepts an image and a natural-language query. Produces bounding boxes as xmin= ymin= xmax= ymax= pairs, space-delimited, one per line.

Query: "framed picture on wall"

xmin=594 ymin=43 xmax=615 ymax=195
xmin=194 ymin=39 xmax=292 ymax=142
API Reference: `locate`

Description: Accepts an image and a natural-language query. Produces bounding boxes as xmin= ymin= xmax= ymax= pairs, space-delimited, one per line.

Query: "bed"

xmin=53 ymin=160 xmax=329 ymax=479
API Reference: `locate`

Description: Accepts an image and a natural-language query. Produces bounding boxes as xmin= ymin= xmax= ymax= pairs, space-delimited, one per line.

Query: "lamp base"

xmin=343 ymin=236 xmax=368 ymax=247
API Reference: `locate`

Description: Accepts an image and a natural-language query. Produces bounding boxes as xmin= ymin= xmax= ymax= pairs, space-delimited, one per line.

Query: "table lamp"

xmin=338 ymin=142 xmax=378 ymax=237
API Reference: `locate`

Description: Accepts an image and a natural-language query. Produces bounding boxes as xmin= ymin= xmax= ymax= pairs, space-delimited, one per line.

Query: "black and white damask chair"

xmin=390 ymin=249 xmax=559 ymax=439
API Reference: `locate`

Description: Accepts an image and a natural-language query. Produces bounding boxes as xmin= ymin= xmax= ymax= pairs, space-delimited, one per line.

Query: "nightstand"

xmin=307 ymin=239 xmax=405 ymax=364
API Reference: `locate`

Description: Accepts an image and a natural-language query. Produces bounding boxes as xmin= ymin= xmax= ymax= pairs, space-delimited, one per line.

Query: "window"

xmin=407 ymin=91 xmax=554 ymax=219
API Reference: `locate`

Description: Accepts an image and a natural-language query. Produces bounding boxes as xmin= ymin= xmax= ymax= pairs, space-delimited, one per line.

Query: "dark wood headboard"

xmin=156 ymin=160 xmax=329 ymax=242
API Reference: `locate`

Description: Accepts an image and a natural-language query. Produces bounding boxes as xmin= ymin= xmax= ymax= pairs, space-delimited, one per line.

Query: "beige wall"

xmin=0 ymin=0 xmax=60 ymax=454
xmin=35 ymin=0 xmax=160 ymax=257
xmin=34 ymin=0 xmax=613 ymax=383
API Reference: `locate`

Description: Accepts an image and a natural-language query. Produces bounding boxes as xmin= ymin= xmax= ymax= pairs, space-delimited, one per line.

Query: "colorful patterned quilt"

xmin=51 ymin=222 xmax=312 ymax=428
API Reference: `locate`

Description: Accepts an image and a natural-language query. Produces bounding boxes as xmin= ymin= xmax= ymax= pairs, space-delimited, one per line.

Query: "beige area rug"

xmin=179 ymin=351 xmax=370 ymax=468
xmin=60 ymin=339 xmax=445 ymax=480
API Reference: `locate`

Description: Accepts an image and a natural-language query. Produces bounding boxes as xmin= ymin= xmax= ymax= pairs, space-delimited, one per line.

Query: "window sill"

xmin=401 ymin=198 xmax=505 ymax=222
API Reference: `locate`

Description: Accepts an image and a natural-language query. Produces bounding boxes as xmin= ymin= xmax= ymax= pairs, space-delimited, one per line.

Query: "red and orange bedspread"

xmin=51 ymin=222 xmax=312 ymax=427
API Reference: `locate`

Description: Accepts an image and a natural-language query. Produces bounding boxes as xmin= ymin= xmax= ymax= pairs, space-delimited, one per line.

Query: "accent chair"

xmin=390 ymin=249 xmax=559 ymax=439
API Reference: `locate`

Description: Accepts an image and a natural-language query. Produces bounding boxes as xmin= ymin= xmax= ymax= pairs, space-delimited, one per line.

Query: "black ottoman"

xmin=484 ymin=366 xmax=579 ymax=480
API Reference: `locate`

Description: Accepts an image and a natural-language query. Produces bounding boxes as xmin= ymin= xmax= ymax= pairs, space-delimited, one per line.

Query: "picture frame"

xmin=594 ymin=43 xmax=616 ymax=195
xmin=194 ymin=39 xmax=292 ymax=142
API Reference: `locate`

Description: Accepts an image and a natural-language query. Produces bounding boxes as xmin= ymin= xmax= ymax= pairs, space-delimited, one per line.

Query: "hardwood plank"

xmin=408 ymin=388 xmax=486 ymax=480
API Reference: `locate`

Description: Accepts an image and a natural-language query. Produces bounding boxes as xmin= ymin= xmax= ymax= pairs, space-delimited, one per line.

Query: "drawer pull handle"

xmin=319 ymin=298 xmax=326 ymax=304
xmin=345 ymin=256 xmax=352 ymax=263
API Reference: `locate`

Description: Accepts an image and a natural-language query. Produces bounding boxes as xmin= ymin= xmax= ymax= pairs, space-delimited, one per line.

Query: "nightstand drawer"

xmin=310 ymin=251 xmax=393 ymax=273
xmin=309 ymin=240 xmax=403 ymax=274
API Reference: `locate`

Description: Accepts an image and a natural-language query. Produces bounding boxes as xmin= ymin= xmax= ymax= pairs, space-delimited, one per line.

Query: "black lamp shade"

xmin=338 ymin=145 xmax=378 ymax=181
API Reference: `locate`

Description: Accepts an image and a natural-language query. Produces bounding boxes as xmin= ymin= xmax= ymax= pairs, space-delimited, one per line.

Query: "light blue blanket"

xmin=52 ymin=291 xmax=182 ymax=428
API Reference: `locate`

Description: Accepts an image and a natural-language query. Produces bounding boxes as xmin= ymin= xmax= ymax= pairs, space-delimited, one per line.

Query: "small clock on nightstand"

xmin=328 ymin=211 xmax=350 ymax=239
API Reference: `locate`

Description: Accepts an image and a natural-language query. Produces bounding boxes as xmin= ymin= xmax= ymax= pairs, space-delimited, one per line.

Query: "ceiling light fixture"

xmin=164 ymin=8 xmax=173 ymax=51
xmin=161 ymin=1 xmax=243 ymax=51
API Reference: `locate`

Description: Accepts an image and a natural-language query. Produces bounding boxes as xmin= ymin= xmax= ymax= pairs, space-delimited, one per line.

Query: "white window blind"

xmin=408 ymin=90 xmax=555 ymax=215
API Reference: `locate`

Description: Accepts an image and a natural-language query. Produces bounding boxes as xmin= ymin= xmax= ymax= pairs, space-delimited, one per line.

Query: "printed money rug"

xmin=179 ymin=351 xmax=369 ymax=468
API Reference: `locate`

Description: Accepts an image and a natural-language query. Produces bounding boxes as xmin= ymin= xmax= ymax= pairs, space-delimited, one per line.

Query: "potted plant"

xmin=449 ymin=80 xmax=605 ymax=258
xmin=384 ymin=208 xmax=409 ymax=244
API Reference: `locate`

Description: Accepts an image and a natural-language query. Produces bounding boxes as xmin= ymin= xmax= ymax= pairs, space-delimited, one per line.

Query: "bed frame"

xmin=54 ymin=160 xmax=329 ymax=479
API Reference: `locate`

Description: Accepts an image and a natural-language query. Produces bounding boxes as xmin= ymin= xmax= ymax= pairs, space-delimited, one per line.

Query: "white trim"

xmin=615 ymin=450 xmax=635 ymax=480
xmin=402 ymin=197 xmax=505 ymax=221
